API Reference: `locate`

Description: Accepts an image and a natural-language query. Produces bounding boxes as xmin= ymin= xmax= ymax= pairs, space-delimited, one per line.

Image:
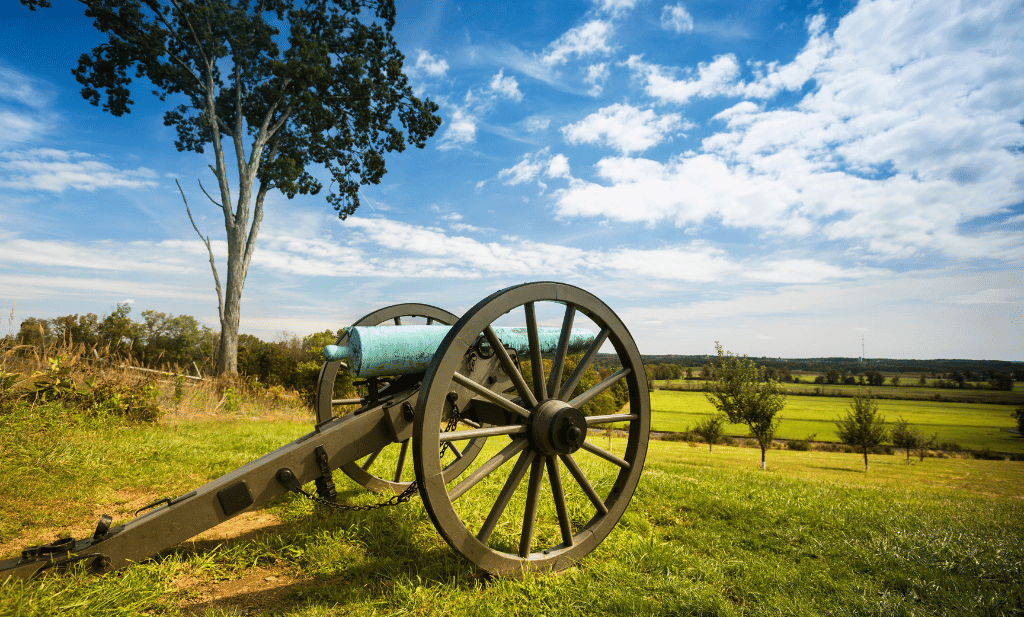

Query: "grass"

xmin=2 ymin=405 xmax=1023 ymax=616
xmin=651 ymin=390 xmax=1024 ymax=453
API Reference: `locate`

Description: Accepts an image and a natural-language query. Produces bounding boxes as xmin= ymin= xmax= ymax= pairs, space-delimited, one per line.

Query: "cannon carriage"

xmin=2 ymin=282 xmax=650 ymax=578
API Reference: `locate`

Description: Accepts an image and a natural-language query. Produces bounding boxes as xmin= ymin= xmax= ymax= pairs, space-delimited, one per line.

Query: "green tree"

xmin=705 ymin=342 xmax=786 ymax=470
xmin=25 ymin=0 xmax=441 ymax=376
xmin=889 ymin=417 xmax=920 ymax=463
xmin=835 ymin=390 xmax=888 ymax=472
xmin=693 ymin=414 xmax=726 ymax=453
xmin=1013 ymin=404 xmax=1024 ymax=438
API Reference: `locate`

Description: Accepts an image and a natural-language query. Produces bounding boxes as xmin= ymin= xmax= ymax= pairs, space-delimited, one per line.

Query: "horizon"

xmin=1 ymin=0 xmax=1021 ymax=362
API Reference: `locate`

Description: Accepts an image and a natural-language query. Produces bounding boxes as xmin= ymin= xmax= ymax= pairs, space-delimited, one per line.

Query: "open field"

xmin=2 ymin=404 xmax=1023 ymax=616
xmin=651 ymin=390 xmax=1024 ymax=454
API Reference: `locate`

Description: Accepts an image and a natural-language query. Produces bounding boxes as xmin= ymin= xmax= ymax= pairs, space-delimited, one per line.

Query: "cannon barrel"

xmin=324 ymin=325 xmax=594 ymax=378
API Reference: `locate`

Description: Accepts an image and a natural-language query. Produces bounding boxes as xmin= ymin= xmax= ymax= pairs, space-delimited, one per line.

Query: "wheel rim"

xmin=315 ymin=303 xmax=486 ymax=493
xmin=413 ymin=282 xmax=650 ymax=575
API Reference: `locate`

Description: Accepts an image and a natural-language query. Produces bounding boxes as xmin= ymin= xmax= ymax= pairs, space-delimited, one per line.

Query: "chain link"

xmin=295 ymin=397 xmax=463 ymax=512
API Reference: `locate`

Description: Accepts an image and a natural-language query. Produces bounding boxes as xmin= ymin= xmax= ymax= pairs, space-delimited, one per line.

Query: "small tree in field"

xmin=890 ymin=417 xmax=920 ymax=463
xmin=836 ymin=390 xmax=888 ymax=472
xmin=693 ymin=414 xmax=726 ymax=452
xmin=1013 ymin=404 xmax=1024 ymax=438
xmin=705 ymin=343 xmax=786 ymax=470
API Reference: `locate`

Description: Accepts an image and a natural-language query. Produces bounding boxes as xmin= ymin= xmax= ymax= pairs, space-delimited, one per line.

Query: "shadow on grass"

xmin=159 ymin=491 xmax=487 ymax=615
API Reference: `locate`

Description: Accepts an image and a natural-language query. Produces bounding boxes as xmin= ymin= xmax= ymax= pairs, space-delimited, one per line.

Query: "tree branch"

xmin=177 ymin=179 xmax=224 ymax=325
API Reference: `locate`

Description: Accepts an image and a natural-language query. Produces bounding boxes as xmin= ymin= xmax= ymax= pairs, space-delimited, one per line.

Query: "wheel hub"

xmin=530 ymin=400 xmax=588 ymax=455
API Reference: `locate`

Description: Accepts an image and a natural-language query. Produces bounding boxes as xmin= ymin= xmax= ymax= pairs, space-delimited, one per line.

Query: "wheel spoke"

xmin=449 ymin=438 xmax=529 ymax=500
xmin=587 ymin=413 xmax=639 ymax=425
xmin=361 ymin=448 xmax=381 ymax=472
xmin=546 ymin=456 xmax=574 ymax=547
xmin=426 ymin=317 xmax=434 ymax=325
xmin=439 ymin=423 xmax=528 ymax=442
xmin=519 ymin=455 xmax=546 ymax=558
xmin=580 ymin=441 xmax=631 ymax=469
xmin=459 ymin=417 xmax=482 ymax=429
xmin=478 ymin=450 xmax=536 ymax=543
xmin=525 ymin=302 xmax=546 ymax=402
xmin=569 ymin=368 xmax=631 ymax=409
xmin=546 ymin=304 xmax=576 ymax=399
xmin=453 ymin=372 xmax=531 ymax=419
xmin=558 ymin=328 xmax=610 ymax=401
xmin=484 ymin=326 xmax=539 ymax=408
xmin=393 ymin=316 xmax=402 ymax=326
xmin=443 ymin=440 xmax=464 ymax=460
xmin=393 ymin=439 xmax=409 ymax=483
xmin=560 ymin=453 xmax=609 ymax=515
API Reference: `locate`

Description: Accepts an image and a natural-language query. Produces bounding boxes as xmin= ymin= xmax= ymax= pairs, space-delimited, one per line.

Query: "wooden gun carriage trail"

xmin=2 ymin=282 xmax=651 ymax=578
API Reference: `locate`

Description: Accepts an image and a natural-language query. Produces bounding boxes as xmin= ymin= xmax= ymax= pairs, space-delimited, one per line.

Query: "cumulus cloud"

xmin=561 ymin=103 xmax=685 ymax=154
xmin=413 ymin=50 xmax=449 ymax=78
xmin=661 ymin=4 xmax=695 ymax=33
xmin=0 ymin=149 xmax=160 ymax=192
xmin=489 ymin=69 xmax=523 ymax=101
xmin=437 ymin=106 xmax=478 ymax=151
xmin=584 ymin=63 xmax=610 ymax=96
xmin=542 ymin=20 xmax=615 ymax=66
xmin=593 ymin=0 xmax=643 ymax=16
xmin=555 ymin=0 xmax=1024 ymax=260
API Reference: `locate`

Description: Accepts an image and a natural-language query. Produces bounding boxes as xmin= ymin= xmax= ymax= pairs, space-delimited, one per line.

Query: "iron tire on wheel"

xmin=316 ymin=303 xmax=484 ymax=494
xmin=413 ymin=282 xmax=650 ymax=576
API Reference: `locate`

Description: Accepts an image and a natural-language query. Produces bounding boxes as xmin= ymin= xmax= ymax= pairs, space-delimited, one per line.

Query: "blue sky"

xmin=1 ymin=0 xmax=1022 ymax=361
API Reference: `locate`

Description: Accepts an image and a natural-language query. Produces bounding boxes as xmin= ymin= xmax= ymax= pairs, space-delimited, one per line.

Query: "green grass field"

xmin=1 ymin=404 xmax=1023 ymax=616
xmin=650 ymin=390 xmax=1024 ymax=453
xmin=653 ymin=378 xmax=1024 ymax=404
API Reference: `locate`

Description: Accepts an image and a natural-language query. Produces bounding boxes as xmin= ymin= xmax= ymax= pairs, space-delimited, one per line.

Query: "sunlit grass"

xmin=2 ymin=409 xmax=1022 ymax=616
xmin=651 ymin=389 xmax=1024 ymax=452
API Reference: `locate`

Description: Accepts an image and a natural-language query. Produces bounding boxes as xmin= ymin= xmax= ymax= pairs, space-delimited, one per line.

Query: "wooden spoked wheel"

xmin=413 ymin=282 xmax=650 ymax=575
xmin=315 ymin=304 xmax=486 ymax=494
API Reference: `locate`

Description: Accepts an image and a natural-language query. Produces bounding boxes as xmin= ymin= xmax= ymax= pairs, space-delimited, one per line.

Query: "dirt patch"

xmin=175 ymin=565 xmax=302 ymax=615
xmin=187 ymin=510 xmax=286 ymax=543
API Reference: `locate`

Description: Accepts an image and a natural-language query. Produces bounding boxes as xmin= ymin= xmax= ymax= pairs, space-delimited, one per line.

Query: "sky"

xmin=0 ymin=0 xmax=1022 ymax=361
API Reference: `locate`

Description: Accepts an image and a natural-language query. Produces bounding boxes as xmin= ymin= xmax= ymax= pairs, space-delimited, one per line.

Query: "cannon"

xmin=1 ymin=282 xmax=650 ymax=578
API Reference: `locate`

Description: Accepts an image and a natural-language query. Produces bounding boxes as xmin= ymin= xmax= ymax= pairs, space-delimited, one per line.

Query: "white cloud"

xmin=414 ymin=50 xmax=449 ymax=78
xmin=593 ymin=0 xmax=642 ymax=16
xmin=557 ymin=0 xmax=1024 ymax=261
xmin=661 ymin=4 xmax=694 ymax=33
xmin=0 ymin=64 xmax=56 ymax=109
xmin=0 ymin=149 xmax=160 ymax=192
xmin=542 ymin=20 xmax=614 ymax=66
xmin=489 ymin=69 xmax=523 ymax=102
xmin=626 ymin=53 xmax=740 ymax=104
xmin=584 ymin=63 xmax=609 ymax=96
xmin=562 ymin=103 xmax=684 ymax=154
xmin=524 ymin=116 xmax=551 ymax=132
xmin=437 ymin=106 xmax=477 ymax=150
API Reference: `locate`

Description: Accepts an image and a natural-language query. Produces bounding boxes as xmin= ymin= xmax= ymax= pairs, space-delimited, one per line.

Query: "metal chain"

xmin=295 ymin=398 xmax=462 ymax=512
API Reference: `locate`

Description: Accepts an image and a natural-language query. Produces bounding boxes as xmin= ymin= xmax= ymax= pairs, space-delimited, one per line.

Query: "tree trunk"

xmin=215 ymin=239 xmax=245 ymax=376
xmin=760 ymin=445 xmax=766 ymax=471
xmin=863 ymin=448 xmax=869 ymax=472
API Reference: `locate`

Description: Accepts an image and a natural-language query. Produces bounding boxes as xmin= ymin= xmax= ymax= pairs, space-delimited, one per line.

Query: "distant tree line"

xmin=5 ymin=306 xmax=348 ymax=402
xmin=594 ymin=354 xmax=1019 ymax=391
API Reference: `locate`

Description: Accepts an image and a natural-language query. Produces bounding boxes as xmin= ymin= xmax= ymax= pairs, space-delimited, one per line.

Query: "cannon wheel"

xmin=413 ymin=282 xmax=650 ymax=576
xmin=316 ymin=303 xmax=486 ymax=494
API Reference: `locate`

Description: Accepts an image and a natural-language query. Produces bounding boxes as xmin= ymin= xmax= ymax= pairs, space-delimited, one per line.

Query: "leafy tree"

xmin=825 ymin=369 xmax=840 ymax=385
xmin=1013 ymin=404 xmax=1024 ymax=438
xmin=889 ymin=417 xmax=921 ymax=463
xmin=835 ymin=390 xmax=888 ymax=472
xmin=890 ymin=375 xmax=900 ymax=386
xmin=693 ymin=414 xmax=726 ymax=453
xmin=25 ymin=0 xmax=441 ymax=376
xmin=705 ymin=342 xmax=786 ymax=470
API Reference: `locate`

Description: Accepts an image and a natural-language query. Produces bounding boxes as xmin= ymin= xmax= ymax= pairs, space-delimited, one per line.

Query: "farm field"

xmin=650 ymin=390 xmax=1024 ymax=454
xmin=1 ymin=405 xmax=1022 ymax=616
